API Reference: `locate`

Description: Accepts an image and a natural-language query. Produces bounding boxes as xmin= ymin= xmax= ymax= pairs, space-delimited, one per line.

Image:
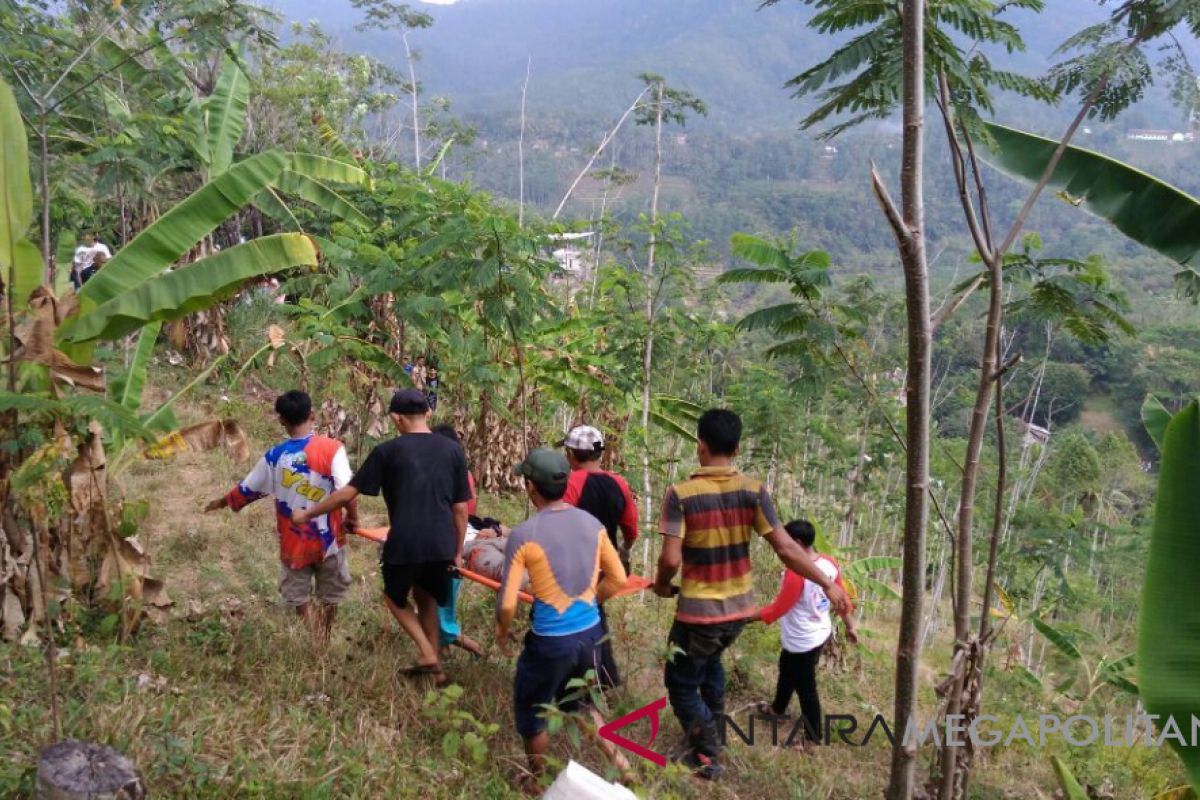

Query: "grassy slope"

xmin=0 ymin=377 xmax=1184 ymax=798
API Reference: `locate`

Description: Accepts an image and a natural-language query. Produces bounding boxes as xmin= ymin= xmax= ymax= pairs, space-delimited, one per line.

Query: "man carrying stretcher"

xmin=294 ymin=389 xmax=470 ymax=686
xmin=497 ymin=448 xmax=628 ymax=790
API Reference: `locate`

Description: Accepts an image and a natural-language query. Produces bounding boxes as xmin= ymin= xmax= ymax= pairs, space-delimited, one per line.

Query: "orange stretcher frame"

xmin=353 ymin=527 xmax=652 ymax=603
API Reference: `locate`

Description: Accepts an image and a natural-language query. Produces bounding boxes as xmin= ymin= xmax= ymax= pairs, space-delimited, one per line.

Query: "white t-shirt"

xmin=761 ymin=554 xmax=843 ymax=653
xmin=73 ymin=242 xmax=112 ymax=274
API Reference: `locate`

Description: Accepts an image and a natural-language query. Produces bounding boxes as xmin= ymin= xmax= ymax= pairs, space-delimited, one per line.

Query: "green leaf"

xmin=314 ymin=115 xmax=356 ymax=163
xmin=206 ymin=55 xmax=249 ymax=177
xmin=0 ymin=391 xmax=61 ymax=413
xmin=285 ymin=153 xmax=371 ymax=189
xmin=984 ymin=123 xmax=1200 ymax=268
xmin=1031 ymin=616 xmax=1083 ymax=662
xmin=273 ymin=171 xmax=371 ymax=229
xmin=1 ymin=77 xmax=36 ymax=300
xmin=1142 ymin=395 xmax=1174 ymax=453
xmin=72 ymin=151 xmax=290 ymax=311
xmin=1139 ymin=400 xmax=1200 ymax=790
xmin=844 ymin=556 xmax=903 ymax=579
xmin=117 ymin=321 xmax=162 ymax=411
xmin=9 ymin=238 xmax=43 ymax=308
xmin=64 ymin=234 xmax=318 ymax=343
xmin=1051 ymin=756 xmax=1090 ymax=800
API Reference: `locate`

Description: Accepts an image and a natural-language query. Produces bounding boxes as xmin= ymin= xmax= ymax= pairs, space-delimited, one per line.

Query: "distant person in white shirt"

xmin=754 ymin=519 xmax=857 ymax=747
xmin=71 ymin=232 xmax=112 ymax=290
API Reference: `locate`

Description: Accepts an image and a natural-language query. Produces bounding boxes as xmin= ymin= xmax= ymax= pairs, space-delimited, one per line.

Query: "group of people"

xmin=71 ymin=231 xmax=112 ymax=289
xmin=205 ymin=386 xmax=855 ymax=789
xmin=401 ymin=354 xmax=441 ymax=409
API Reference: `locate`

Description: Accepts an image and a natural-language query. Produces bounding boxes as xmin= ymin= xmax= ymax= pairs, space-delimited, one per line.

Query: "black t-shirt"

xmin=350 ymin=432 xmax=471 ymax=564
xmin=576 ymin=472 xmax=627 ymax=548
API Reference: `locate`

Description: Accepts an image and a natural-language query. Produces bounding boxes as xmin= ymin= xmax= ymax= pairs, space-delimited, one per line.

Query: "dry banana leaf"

xmin=142 ymin=419 xmax=250 ymax=462
xmin=11 ymin=293 xmax=104 ymax=392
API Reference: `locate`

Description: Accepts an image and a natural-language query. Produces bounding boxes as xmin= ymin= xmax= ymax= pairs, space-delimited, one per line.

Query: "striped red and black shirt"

xmin=659 ymin=466 xmax=780 ymax=624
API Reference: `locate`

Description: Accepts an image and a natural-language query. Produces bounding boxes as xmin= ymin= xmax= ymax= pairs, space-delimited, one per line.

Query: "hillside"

xmin=272 ymin=0 xmax=1122 ymax=128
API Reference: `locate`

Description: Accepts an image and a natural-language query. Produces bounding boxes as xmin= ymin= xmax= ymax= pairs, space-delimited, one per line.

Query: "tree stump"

xmin=36 ymin=740 xmax=145 ymax=800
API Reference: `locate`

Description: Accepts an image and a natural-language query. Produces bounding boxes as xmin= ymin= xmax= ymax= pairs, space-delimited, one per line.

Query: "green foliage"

xmin=1138 ymin=400 xmax=1200 ymax=791
xmin=0 ymin=76 xmax=39 ymax=304
xmin=113 ymin=321 xmax=162 ymax=411
xmin=195 ymin=54 xmax=250 ymax=178
xmin=1142 ymin=394 xmax=1174 ymax=451
xmin=984 ymin=123 xmax=1200 ymax=298
xmin=770 ymin=0 xmax=1055 ymax=138
xmin=1051 ymin=756 xmax=1090 ymax=800
xmin=421 ymin=683 xmax=500 ymax=767
xmin=66 ymin=234 xmax=319 ymax=342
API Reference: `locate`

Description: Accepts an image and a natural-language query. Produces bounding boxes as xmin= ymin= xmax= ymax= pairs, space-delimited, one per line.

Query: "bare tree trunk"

xmin=938 ymin=250 xmax=1002 ymax=797
xmin=518 ymin=56 xmax=530 ymax=227
xmin=639 ymin=82 xmax=665 ymax=579
xmin=839 ymin=424 xmax=870 ymax=548
xmin=878 ymin=3 xmax=930 ymax=798
xmin=553 ymin=87 xmax=649 ymax=220
xmin=403 ymin=32 xmax=421 ymax=171
xmin=39 ymin=115 xmax=54 ymax=287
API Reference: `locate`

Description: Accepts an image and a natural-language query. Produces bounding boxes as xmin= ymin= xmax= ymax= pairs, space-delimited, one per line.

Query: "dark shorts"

xmin=513 ymin=624 xmax=604 ymax=738
xmin=381 ymin=561 xmax=453 ymax=608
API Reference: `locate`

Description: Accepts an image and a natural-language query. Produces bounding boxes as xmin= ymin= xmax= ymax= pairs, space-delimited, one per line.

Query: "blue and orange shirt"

xmin=496 ymin=504 xmax=627 ymax=637
xmin=660 ymin=466 xmax=781 ymax=625
xmin=225 ymin=434 xmax=353 ymax=569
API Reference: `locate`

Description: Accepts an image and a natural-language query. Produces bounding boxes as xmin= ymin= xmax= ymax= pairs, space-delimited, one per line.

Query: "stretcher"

xmin=353 ymin=527 xmax=652 ymax=602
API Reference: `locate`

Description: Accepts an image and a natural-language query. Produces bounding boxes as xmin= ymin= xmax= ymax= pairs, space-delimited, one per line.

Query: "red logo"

xmin=599 ymin=696 xmax=668 ymax=767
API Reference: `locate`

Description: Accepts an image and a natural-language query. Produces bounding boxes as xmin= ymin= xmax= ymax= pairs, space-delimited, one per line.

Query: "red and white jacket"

xmin=759 ymin=554 xmax=852 ymax=653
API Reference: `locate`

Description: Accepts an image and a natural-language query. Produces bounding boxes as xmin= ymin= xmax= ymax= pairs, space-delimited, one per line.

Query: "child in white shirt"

xmin=755 ymin=519 xmax=858 ymax=746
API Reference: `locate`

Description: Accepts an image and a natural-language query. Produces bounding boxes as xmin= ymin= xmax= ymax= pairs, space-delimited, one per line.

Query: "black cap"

xmin=389 ymin=388 xmax=430 ymax=415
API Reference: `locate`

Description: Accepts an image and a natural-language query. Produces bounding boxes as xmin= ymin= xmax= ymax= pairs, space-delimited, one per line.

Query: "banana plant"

xmin=0 ymin=77 xmax=42 ymax=310
xmin=982 ymin=122 xmax=1200 ymax=300
xmin=1138 ymin=400 xmax=1200 ymax=792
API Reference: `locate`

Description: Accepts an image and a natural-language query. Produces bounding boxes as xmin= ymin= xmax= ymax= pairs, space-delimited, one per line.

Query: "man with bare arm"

xmin=653 ymin=408 xmax=850 ymax=779
xmin=295 ymin=389 xmax=470 ymax=685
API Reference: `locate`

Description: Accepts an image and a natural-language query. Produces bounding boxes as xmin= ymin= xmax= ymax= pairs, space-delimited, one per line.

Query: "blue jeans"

xmin=664 ymin=619 xmax=746 ymax=757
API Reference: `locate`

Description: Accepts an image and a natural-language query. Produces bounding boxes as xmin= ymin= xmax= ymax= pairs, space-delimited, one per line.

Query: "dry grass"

xmin=0 ymin=408 xmax=1185 ymax=798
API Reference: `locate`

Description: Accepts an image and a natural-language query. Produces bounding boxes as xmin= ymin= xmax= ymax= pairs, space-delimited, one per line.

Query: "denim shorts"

xmin=513 ymin=623 xmax=603 ymax=738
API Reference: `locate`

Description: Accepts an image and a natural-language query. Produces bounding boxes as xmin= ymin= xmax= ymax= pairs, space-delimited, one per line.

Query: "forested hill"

xmin=273 ymin=0 xmax=1113 ymax=128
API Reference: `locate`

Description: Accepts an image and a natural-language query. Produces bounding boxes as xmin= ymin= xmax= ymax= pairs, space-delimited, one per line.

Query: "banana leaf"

xmin=315 ymin=115 xmax=356 ymax=163
xmin=95 ymin=39 xmax=153 ymax=88
xmin=1050 ymin=756 xmax=1089 ymax=800
xmin=62 ymin=234 xmax=318 ymax=343
xmin=1031 ymin=615 xmax=1083 ymax=662
xmin=72 ymin=150 xmax=289 ymax=311
xmin=116 ymin=321 xmax=162 ymax=411
xmin=983 ymin=122 xmax=1200 ymax=270
xmin=273 ymin=170 xmax=372 ymax=229
xmin=1138 ymin=400 xmax=1200 ymax=790
xmin=843 ymin=556 xmax=903 ymax=577
xmin=286 ymin=153 xmax=371 ymax=189
xmin=1142 ymin=394 xmax=1174 ymax=452
xmin=205 ymin=55 xmax=249 ymax=177
xmin=1 ymin=77 xmax=38 ymax=302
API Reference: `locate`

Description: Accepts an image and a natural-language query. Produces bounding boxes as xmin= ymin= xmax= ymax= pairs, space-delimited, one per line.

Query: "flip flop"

xmin=401 ymin=663 xmax=444 ymax=676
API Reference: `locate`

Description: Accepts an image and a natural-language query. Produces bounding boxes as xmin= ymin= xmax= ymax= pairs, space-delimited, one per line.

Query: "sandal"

xmin=401 ymin=662 xmax=443 ymax=676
